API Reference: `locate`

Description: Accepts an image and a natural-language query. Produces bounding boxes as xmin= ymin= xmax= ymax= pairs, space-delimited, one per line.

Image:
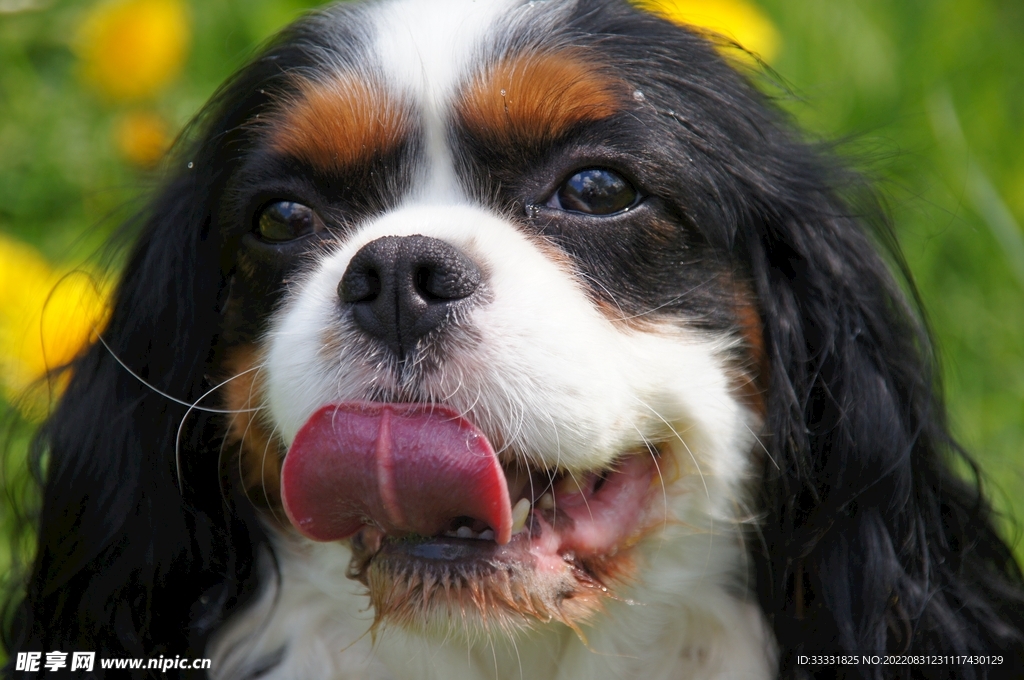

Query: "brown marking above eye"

xmin=457 ymin=50 xmax=627 ymax=147
xmin=266 ymin=74 xmax=410 ymax=172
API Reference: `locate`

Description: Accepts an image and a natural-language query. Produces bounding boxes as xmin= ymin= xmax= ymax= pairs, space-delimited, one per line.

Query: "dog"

xmin=6 ymin=0 xmax=1024 ymax=678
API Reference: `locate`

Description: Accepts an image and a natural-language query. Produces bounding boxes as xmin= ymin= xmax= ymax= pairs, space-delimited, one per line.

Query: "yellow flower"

xmin=633 ymin=0 xmax=780 ymax=64
xmin=0 ymin=236 xmax=111 ymax=421
xmin=115 ymin=110 xmax=173 ymax=167
xmin=77 ymin=0 xmax=190 ymax=102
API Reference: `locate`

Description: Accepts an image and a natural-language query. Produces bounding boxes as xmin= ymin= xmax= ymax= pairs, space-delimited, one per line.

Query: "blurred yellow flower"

xmin=115 ymin=110 xmax=173 ymax=167
xmin=77 ymin=0 xmax=190 ymax=102
xmin=634 ymin=0 xmax=780 ymax=64
xmin=0 ymin=236 xmax=111 ymax=421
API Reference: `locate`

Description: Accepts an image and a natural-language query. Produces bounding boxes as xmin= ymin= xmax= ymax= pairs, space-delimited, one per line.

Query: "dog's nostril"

xmin=414 ymin=266 xmax=436 ymax=300
xmin=339 ymin=267 xmax=381 ymax=303
xmin=414 ymin=262 xmax=478 ymax=301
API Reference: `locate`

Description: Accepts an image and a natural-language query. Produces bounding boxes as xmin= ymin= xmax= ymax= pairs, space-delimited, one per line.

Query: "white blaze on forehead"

xmin=370 ymin=0 xmax=518 ymax=203
xmin=371 ymin=0 xmax=520 ymax=101
xmin=362 ymin=0 xmax=577 ymax=202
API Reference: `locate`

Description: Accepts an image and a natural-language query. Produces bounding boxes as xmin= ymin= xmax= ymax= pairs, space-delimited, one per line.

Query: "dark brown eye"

xmin=256 ymin=201 xmax=321 ymax=242
xmin=548 ymin=168 xmax=639 ymax=215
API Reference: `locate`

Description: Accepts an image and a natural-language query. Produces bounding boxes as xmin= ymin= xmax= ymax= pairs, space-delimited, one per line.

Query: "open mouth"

xmin=280 ymin=402 xmax=662 ymax=625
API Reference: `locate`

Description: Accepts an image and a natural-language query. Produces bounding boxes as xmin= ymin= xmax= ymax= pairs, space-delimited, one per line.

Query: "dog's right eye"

xmin=256 ymin=201 xmax=322 ymax=242
xmin=547 ymin=168 xmax=639 ymax=216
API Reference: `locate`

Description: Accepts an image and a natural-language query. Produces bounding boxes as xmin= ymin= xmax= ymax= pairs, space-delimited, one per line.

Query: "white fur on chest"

xmin=210 ymin=527 xmax=775 ymax=680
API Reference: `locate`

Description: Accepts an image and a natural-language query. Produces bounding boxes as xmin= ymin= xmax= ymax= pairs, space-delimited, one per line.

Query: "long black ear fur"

xmin=1 ymin=23 xmax=328 ymax=674
xmin=742 ymin=136 xmax=1024 ymax=678
xmin=580 ymin=6 xmax=1024 ymax=673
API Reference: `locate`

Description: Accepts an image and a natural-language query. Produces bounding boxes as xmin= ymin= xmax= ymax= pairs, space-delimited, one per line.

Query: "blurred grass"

xmin=0 ymin=0 xmax=1021 ymax=630
xmin=759 ymin=0 xmax=1024 ymax=553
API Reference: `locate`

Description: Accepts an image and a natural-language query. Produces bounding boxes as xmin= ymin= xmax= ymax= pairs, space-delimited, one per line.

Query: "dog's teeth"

xmin=556 ymin=474 xmax=584 ymax=496
xmin=537 ymin=493 xmax=554 ymax=510
xmin=511 ymin=497 xmax=531 ymax=534
xmin=478 ymin=529 xmax=494 ymax=541
xmin=456 ymin=526 xmax=475 ymax=539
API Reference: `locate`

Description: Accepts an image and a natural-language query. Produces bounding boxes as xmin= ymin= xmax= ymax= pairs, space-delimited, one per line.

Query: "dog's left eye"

xmin=547 ymin=168 xmax=639 ymax=215
xmin=255 ymin=201 xmax=322 ymax=242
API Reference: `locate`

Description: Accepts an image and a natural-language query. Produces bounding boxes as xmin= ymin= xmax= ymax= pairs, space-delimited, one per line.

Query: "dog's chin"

xmin=350 ymin=531 xmax=615 ymax=636
xmin=340 ymin=448 xmax=666 ymax=636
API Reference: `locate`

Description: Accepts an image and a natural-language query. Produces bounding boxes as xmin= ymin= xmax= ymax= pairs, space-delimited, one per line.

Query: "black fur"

xmin=5 ymin=1 xmax=1023 ymax=678
xmin=1 ymin=18 xmax=338 ymax=674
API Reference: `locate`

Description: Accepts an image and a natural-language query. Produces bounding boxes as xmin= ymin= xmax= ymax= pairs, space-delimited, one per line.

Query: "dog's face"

xmin=213 ymin=0 xmax=766 ymax=638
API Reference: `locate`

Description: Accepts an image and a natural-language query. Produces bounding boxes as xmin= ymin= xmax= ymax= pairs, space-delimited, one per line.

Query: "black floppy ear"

xmin=5 ymin=125 xmax=252 ymax=661
xmin=2 ymin=25 xmax=325 ymax=662
xmin=740 ymin=170 xmax=1024 ymax=675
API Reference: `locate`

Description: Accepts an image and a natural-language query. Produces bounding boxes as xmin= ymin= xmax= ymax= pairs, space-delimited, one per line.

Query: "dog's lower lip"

xmin=379 ymin=533 xmax=526 ymax=563
xmin=401 ymin=539 xmax=482 ymax=562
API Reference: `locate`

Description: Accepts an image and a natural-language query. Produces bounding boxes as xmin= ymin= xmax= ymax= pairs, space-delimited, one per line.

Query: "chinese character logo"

xmin=71 ymin=652 xmax=96 ymax=672
xmin=43 ymin=651 xmax=67 ymax=672
xmin=15 ymin=652 xmax=41 ymax=672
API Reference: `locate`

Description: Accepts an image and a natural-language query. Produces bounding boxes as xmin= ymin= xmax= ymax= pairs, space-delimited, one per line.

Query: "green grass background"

xmin=1 ymin=0 xmax=1022 ymax=631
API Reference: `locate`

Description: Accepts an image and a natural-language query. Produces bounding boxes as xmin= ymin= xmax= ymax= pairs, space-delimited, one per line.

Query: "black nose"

xmin=339 ymin=235 xmax=482 ymax=356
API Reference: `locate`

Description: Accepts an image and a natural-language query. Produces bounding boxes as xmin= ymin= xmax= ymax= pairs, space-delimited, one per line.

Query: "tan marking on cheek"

xmin=268 ymin=75 xmax=409 ymax=171
xmin=577 ymin=218 xmax=685 ymax=332
xmin=222 ymin=345 xmax=285 ymax=513
xmin=459 ymin=51 xmax=627 ymax=145
xmin=733 ymin=292 xmax=767 ymax=419
xmin=592 ymin=298 xmax=664 ymax=332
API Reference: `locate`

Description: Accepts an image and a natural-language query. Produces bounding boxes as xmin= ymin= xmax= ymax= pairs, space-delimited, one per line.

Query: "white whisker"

xmin=174 ymin=363 xmax=266 ymax=491
xmin=97 ymin=332 xmax=260 ymax=414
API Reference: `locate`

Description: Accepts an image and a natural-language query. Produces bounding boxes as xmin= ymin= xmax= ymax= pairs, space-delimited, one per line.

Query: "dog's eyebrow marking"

xmin=267 ymin=74 xmax=409 ymax=171
xmin=457 ymin=50 xmax=627 ymax=145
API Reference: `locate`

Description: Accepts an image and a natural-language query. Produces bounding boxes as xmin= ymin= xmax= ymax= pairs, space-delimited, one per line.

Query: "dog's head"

xmin=15 ymin=0 xmax=1024 ymax=673
xmin=214 ymin=0 xmax=768 ymax=636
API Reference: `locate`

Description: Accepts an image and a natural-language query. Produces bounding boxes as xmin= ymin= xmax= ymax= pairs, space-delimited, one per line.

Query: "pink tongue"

xmin=281 ymin=402 xmax=512 ymax=545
